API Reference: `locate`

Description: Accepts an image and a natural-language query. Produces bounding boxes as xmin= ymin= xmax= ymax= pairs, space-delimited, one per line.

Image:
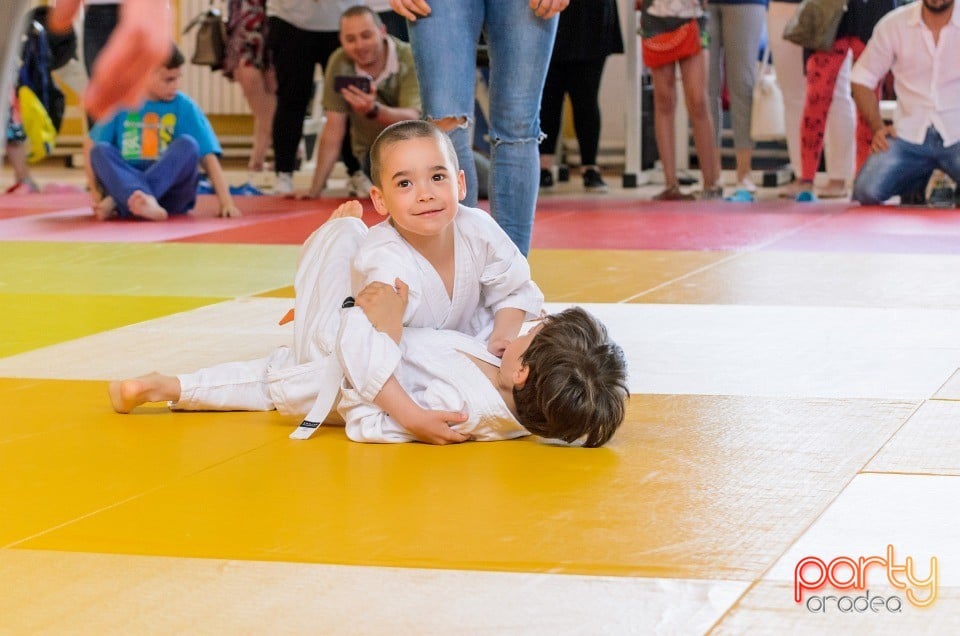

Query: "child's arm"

xmin=487 ymin=307 xmax=526 ymax=357
xmin=339 ymin=280 xmax=469 ymax=444
xmin=200 ymin=153 xmax=241 ymax=217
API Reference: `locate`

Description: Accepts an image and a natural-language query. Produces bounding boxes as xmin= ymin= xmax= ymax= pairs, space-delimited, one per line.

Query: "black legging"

xmin=538 ymin=58 xmax=607 ymax=167
xmin=83 ymin=3 xmax=120 ymax=128
xmin=266 ymin=16 xmax=359 ymax=175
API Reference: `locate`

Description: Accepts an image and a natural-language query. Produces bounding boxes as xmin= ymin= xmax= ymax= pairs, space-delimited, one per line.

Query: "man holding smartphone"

xmin=300 ymin=5 xmax=420 ymax=198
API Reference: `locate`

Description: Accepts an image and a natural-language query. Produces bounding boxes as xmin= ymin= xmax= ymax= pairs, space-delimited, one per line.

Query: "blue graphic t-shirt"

xmin=90 ymin=92 xmax=221 ymax=169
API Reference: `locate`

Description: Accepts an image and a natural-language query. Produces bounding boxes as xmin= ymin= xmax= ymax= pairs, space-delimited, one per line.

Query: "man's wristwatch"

xmin=366 ymin=102 xmax=380 ymax=119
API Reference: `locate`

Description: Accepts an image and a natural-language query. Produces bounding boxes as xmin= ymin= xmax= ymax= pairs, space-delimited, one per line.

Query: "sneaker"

xmin=582 ymin=168 xmax=608 ymax=193
xmin=196 ymin=177 xmax=214 ymax=195
xmin=274 ymin=172 xmax=294 ymax=195
xmin=701 ymin=185 xmax=724 ymax=201
xmin=724 ymin=188 xmax=755 ymax=202
xmin=929 ymin=185 xmax=955 ymax=207
xmin=229 ymin=182 xmax=264 ymax=196
xmin=734 ymin=177 xmax=757 ymax=193
xmin=652 ymin=185 xmax=695 ymax=201
xmin=540 ymin=168 xmax=554 ymax=188
xmin=5 ymin=179 xmax=40 ymax=194
xmin=795 ymin=190 xmax=818 ymax=202
xmin=348 ymin=172 xmax=373 ymax=197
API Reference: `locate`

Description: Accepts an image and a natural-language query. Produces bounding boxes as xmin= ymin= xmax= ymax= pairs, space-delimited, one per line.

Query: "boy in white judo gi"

xmin=109 ymin=206 xmax=629 ymax=447
xmin=110 ymin=121 xmax=553 ymax=444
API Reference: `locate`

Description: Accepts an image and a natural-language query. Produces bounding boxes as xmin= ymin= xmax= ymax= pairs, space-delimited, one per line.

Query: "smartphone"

xmin=334 ymin=75 xmax=372 ymax=93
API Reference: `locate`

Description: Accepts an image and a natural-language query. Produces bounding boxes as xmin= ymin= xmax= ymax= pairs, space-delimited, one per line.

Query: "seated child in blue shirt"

xmin=87 ymin=44 xmax=239 ymax=220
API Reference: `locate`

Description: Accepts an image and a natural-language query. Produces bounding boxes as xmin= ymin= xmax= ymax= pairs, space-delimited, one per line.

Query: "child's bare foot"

xmin=93 ymin=195 xmax=118 ymax=220
xmin=330 ymin=200 xmax=363 ymax=219
xmin=127 ymin=190 xmax=168 ymax=221
xmin=108 ymin=372 xmax=180 ymax=413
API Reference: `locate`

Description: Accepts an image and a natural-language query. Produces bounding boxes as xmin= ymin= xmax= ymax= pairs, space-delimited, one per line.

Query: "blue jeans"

xmin=407 ymin=1 xmax=558 ymax=255
xmin=853 ymin=127 xmax=960 ymax=205
xmin=90 ymin=136 xmax=200 ymax=218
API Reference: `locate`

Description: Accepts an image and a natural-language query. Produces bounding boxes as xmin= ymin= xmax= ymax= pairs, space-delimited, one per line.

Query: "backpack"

xmin=782 ymin=0 xmax=848 ymax=52
xmin=18 ymin=16 xmax=66 ymax=132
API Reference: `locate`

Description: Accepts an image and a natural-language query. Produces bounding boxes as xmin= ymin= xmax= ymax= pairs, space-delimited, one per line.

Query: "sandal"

xmin=653 ymin=185 xmax=695 ymax=201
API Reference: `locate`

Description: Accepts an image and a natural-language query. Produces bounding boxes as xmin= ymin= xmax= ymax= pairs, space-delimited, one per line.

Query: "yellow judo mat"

xmin=2 ymin=198 xmax=960 ymax=632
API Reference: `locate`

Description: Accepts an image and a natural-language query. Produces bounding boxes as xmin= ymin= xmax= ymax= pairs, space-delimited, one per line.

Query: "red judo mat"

xmin=2 ymin=193 xmax=960 ymax=253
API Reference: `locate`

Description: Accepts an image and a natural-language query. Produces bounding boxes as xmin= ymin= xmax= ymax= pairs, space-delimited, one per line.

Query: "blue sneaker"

xmin=724 ymin=188 xmax=755 ymax=202
xmin=795 ymin=190 xmax=818 ymax=203
xmin=229 ymin=182 xmax=264 ymax=196
xmin=197 ymin=177 xmax=214 ymax=195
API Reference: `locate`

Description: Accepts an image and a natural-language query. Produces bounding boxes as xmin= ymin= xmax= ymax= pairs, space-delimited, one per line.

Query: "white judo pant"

xmin=173 ymin=217 xmax=367 ymax=423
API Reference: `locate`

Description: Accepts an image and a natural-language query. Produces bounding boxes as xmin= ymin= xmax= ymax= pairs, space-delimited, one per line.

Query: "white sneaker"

xmin=735 ymin=177 xmax=758 ymax=193
xmin=274 ymin=172 xmax=293 ymax=195
xmin=348 ymin=172 xmax=373 ymax=197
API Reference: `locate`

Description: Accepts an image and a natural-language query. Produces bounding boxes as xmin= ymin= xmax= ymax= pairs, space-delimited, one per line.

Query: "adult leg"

xmin=538 ymin=59 xmax=567 ymax=176
xmin=234 ymin=63 xmax=276 ymax=172
xmin=650 ymin=63 xmax=680 ymax=190
xmin=822 ymin=49 xmax=855 ymax=195
xmin=847 ymin=38 xmax=874 ymax=174
xmin=0 ymin=0 xmax=31 ymax=159
xmin=720 ymin=5 xmax=766 ymax=184
xmin=485 ymin=0 xmax=559 ymax=255
xmin=82 ymin=3 xmax=121 ymax=127
xmin=800 ymin=39 xmax=852 ymax=184
xmin=267 ymin=18 xmax=337 ymax=176
xmin=705 ymin=5 xmax=725 ymax=150
xmin=566 ymin=58 xmax=605 ymax=170
xmin=407 ymin=1 xmax=483 ymax=206
xmin=852 ymin=134 xmax=937 ymax=205
xmin=679 ymin=50 xmax=721 ymax=190
xmin=146 ymin=136 xmax=200 ymax=215
xmin=936 ymin=138 xmax=960 ymax=187
xmin=767 ymin=2 xmax=804 ymax=175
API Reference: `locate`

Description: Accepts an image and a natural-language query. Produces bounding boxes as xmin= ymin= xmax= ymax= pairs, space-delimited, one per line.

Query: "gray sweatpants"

xmin=0 ymin=0 xmax=30 ymax=160
xmin=706 ymin=4 xmax=768 ymax=150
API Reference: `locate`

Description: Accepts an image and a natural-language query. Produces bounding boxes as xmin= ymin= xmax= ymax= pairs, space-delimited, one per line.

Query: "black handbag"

xmin=183 ymin=2 xmax=227 ymax=70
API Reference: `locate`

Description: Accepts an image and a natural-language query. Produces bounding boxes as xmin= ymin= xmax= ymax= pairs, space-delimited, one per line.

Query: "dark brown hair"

xmin=513 ymin=307 xmax=628 ymax=448
xmin=165 ymin=44 xmax=185 ymax=70
xmin=369 ymin=120 xmax=459 ymax=187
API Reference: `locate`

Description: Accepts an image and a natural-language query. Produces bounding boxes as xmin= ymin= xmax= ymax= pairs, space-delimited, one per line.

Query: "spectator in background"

xmin=639 ymin=0 xmax=722 ymax=200
xmin=224 ymin=0 xmax=276 ymax=177
xmin=299 ymin=6 xmax=420 ymax=198
xmin=389 ymin=0 xmax=567 ymax=257
xmin=4 ymin=90 xmax=39 ymax=194
xmin=795 ymin=0 xmax=896 ymax=201
xmin=266 ymin=0 xmax=358 ymax=195
xmin=86 ymin=45 xmax=240 ymax=220
xmin=82 ymin=0 xmax=122 ymax=126
xmin=851 ymin=0 xmax=960 ymax=205
xmin=706 ymin=0 xmax=767 ymax=193
xmin=768 ymin=0 xmax=856 ymax=199
xmin=538 ymin=0 xmax=623 ymax=193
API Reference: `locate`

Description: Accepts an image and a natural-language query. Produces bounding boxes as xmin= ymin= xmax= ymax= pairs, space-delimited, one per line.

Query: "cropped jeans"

xmin=853 ymin=127 xmax=960 ymax=205
xmin=407 ymin=1 xmax=558 ymax=255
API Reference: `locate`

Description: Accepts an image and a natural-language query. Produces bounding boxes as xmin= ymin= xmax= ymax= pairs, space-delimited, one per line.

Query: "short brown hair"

xmin=341 ymin=4 xmax=383 ymax=27
xmin=513 ymin=307 xmax=628 ymax=448
xmin=165 ymin=44 xmax=185 ymax=69
xmin=369 ymin=120 xmax=459 ymax=187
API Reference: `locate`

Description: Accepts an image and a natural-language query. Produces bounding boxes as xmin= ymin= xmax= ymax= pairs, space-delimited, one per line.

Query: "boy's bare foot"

xmin=127 ymin=190 xmax=169 ymax=221
xmin=330 ymin=200 xmax=363 ymax=219
xmin=108 ymin=372 xmax=180 ymax=413
xmin=93 ymin=195 xmax=118 ymax=220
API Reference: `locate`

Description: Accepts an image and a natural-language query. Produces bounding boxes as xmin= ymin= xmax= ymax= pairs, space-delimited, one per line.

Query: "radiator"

xmin=179 ymin=0 xmax=247 ymax=114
